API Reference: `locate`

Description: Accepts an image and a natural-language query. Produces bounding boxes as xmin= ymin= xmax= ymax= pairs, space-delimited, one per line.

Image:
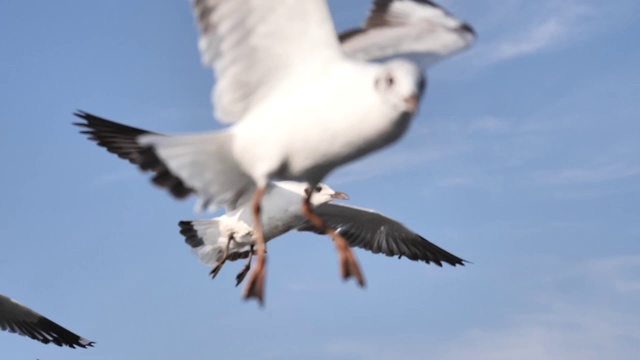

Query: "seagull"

xmin=180 ymin=181 xmax=351 ymax=285
xmin=182 ymin=201 xmax=467 ymax=287
xmin=77 ymin=0 xmax=475 ymax=305
xmin=74 ymin=113 xmax=466 ymax=287
xmin=0 ymin=294 xmax=94 ymax=349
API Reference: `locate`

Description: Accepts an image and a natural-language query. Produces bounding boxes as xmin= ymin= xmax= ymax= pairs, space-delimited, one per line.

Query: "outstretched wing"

xmin=73 ymin=111 xmax=194 ymax=199
xmin=298 ymin=203 xmax=466 ymax=266
xmin=193 ymin=0 xmax=343 ymax=123
xmin=0 ymin=294 xmax=94 ymax=348
xmin=339 ymin=0 xmax=476 ymax=69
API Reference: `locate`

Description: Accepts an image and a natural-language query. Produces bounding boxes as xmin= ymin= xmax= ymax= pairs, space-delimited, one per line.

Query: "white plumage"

xmin=75 ymin=0 xmax=476 ymax=304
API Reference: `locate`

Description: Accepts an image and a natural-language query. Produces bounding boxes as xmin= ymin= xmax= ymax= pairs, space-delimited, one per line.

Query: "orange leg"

xmin=209 ymin=234 xmax=234 ymax=279
xmin=301 ymin=189 xmax=365 ymax=287
xmin=235 ymin=245 xmax=254 ymax=287
xmin=243 ymin=187 xmax=267 ymax=305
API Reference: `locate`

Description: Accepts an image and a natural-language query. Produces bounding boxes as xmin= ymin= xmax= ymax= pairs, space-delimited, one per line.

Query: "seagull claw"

xmin=209 ymin=262 xmax=224 ymax=279
xmin=236 ymin=247 xmax=253 ymax=287
xmin=243 ymin=256 xmax=266 ymax=306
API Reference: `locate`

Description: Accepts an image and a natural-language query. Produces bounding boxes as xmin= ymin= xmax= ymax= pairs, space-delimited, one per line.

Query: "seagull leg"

xmin=235 ymin=245 xmax=254 ymax=287
xmin=209 ymin=234 xmax=235 ymax=279
xmin=243 ymin=186 xmax=267 ymax=305
xmin=301 ymin=188 xmax=366 ymax=287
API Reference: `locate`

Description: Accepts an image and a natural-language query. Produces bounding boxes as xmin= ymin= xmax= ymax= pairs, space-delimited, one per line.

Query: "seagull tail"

xmin=179 ymin=219 xmax=224 ymax=265
xmin=138 ymin=130 xmax=253 ymax=212
xmin=178 ymin=219 xmax=253 ymax=266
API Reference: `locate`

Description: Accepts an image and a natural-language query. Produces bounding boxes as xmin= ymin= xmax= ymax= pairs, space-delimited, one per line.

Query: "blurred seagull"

xmin=74 ymin=113 xmax=466 ymax=287
xmin=77 ymin=0 xmax=475 ymax=305
xmin=0 ymin=294 xmax=94 ymax=349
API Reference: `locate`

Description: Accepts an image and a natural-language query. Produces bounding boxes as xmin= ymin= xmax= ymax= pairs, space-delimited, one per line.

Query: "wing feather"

xmin=339 ymin=0 xmax=476 ymax=68
xmin=298 ymin=203 xmax=466 ymax=266
xmin=0 ymin=294 xmax=94 ymax=348
xmin=192 ymin=0 xmax=343 ymax=123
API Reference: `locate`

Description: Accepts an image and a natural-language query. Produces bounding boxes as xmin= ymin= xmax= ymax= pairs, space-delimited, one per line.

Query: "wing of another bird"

xmin=73 ymin=111 xmax=194 ymax=199
xmin=297 ymin=203 xmax=467 ymax=266
xmin=0 ymin=294 xmax=94 ymax=348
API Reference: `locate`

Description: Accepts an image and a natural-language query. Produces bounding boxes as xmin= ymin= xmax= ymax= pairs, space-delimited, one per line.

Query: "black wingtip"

xmin=459 ymin=22 xmax=476 ymax=37
xmin=178 ymin=220 xmax=205 ymax=248
xmin=71 ymin=110 xmax=195 ymax=199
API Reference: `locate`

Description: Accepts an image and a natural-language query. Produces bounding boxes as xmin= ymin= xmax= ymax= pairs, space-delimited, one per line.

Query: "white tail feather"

xmin=138 ymin=131 xmax=253 ymax=212
xmin=184 ymin=218 xmax=253 ymax=266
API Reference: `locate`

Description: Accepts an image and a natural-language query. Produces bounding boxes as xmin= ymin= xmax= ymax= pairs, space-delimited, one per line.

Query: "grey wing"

xmin=339 ymin=0 xmax=476 ymax=68
xmin=298 ymin=203 xmax=466 ymax=266
xmin=0 ymin=294 xmax=94 ymax=348
xmin=73 ymin=111 xmax=194 ymax=199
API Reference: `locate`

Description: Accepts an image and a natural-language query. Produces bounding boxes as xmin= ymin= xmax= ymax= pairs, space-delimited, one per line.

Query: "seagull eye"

xmin=386 ymin=74 xmax=394 ymax=87
xmin=314 ymin=185 xmax=322 ymax=192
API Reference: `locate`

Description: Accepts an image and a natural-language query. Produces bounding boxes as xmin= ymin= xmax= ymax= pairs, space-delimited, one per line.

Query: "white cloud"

xmin=489 ymin=17 xmax=569 ymax=62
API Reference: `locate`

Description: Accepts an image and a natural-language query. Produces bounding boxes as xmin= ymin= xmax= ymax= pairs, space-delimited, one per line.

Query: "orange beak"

xmin=331 ymin=192 xmax=349 ymax=200
xmin=404 ymin=94 xmax=419 ymax=113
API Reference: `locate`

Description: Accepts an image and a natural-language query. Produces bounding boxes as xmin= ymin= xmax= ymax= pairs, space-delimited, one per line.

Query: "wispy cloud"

xmin=586 ymin=255 xmax=640 ymax=294
xmin=325 ymin=255 xmax=640 ymax=360
xmin=467 ymin=116 xmax=514 ymax=134
xmin=436 ymin=176 xmax=474 ymax=187
xmin=93 ymin=169 xmax=139 ymax=185
xmin=329 ymin=128 xmax=472 ymax=184
xmin=535 ymin=163 xmax=640 ymax=185
xmin=468 ymin=0 xmax=637 ymax=66
xmin=488 ymin=17 xmax=571 ymax=62
xmin=436 ymin=304 xmax=640 ymax=360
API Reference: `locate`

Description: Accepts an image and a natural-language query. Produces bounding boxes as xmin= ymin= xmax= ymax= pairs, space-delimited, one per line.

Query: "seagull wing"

xmin=73 ymin=111 xmax=194 ymax=200
xmin=193 ymin=0 xmax=343 ymax=124
xmin=298 ymin=203 xmax=466 ymax=266
xmin=0 ymin=294 xmax=94 ymax=348
xmin=339 ymin=0 xmax=476 ymax=69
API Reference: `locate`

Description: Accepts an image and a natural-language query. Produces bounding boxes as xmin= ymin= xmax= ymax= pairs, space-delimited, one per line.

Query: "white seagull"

xmin=183 ymin=200 xmax=467 ymax=287
xmin=0 ymin=294 xmax=94 ymax=349
xmin=74 ymin=113 xmax=466 ymax=286
xmin=77 ymin=0 xmax=475 ymax=304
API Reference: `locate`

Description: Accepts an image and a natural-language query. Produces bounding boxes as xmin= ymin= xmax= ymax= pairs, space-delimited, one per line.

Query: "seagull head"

xmin=309 ymin=183 xmax=349 ymax=206
xmin=375 ymin=59 xmax=426 ymax=115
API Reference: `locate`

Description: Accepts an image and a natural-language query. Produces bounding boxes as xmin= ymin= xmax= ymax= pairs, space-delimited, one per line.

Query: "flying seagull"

xmin=138 ymin=0 xmax=425 ymax=305
xmin=180 ymin=181 xmax=350 ymax=285
xmin=74 ymin=113 xmax=466 ymax=287
xmin=77 ymin=0 xmax=475 ymax=305
xmin=0 ymin=294 xmax=94 ymax=349
xmin=182 ymin=201 xmax=467 ymax=287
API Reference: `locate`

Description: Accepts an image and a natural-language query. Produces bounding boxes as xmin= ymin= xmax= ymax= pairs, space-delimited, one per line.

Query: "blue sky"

xmin=1 ymin=0 xmax=639 ymax=359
